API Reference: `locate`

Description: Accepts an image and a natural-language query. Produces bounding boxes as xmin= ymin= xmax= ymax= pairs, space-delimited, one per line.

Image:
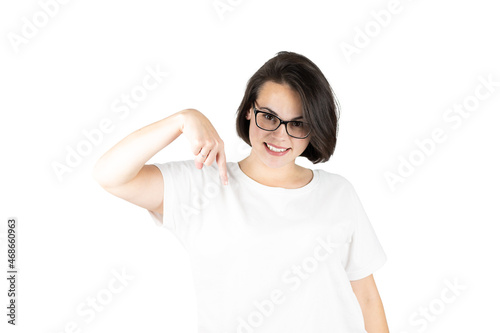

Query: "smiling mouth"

xmin=265 ymin=142 xmax=290 ymax=153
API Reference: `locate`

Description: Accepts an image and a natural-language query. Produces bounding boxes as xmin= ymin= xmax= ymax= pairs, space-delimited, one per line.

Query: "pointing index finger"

xmin=216 ymin=150 xmax=228 ymax=185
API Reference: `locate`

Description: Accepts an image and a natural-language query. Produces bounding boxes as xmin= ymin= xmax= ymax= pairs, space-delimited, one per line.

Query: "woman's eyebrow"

xmin=260 ymin=106 xmax=304 ymax=121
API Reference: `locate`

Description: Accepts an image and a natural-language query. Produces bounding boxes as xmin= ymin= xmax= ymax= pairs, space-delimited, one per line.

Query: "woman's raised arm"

xmin=92 ymin=109 xmax=228 ymax=214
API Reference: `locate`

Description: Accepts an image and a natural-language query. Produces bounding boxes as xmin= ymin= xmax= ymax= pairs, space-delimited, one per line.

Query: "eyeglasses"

xmin=253 ymin=102 xmax=311 ymax=139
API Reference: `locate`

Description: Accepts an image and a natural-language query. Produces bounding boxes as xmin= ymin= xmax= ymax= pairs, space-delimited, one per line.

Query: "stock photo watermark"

xmin=6 ymin=217 xmax=18 ymax=325
xmin=49 ymin=267 xmax=134 ymax=333
xmin=51 ymin=64 xmax=168 ymax=182
xmin=340 ymin=0 xmax=416 ymax=63
xmin=398 ymin=277 xmax=466 ymax=333
xmin=7 ymin=0 xmax=72 ymax=54
xmin=384 ymin=73 xmax=499 ymax=191
xmin=235 ymin=232 xmax=346 ymax=332
xmin=212 ymin=0 xmax=245 ymax=21
xmin=179 ymin=177 xmax=222 ymax=221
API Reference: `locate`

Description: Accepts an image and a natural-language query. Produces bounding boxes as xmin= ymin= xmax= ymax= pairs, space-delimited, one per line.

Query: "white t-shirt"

xmin=148 ymin=160 xmax=387 ymax=333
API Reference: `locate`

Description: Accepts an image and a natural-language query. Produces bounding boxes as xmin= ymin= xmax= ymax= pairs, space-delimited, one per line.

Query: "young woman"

xmin=93 ymin=51 xmax=389 ymax=332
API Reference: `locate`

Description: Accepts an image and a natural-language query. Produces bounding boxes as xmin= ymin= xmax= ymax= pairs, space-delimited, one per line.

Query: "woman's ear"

xmin=245 ymin=109 xmax=251 ymax=120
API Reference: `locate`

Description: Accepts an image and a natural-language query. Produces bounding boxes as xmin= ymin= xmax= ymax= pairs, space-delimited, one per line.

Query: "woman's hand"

xmin=180 ymin=109 xmax=228 ymax=185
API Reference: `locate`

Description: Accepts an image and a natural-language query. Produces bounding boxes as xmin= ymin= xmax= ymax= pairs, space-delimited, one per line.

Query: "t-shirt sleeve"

xmin=147 ymin=160 xmax=188 ymax=231
xmin=342 ymin=182 xmax=387 ymax=281
xmin=146 ymin=159 xmax=220 ymax=233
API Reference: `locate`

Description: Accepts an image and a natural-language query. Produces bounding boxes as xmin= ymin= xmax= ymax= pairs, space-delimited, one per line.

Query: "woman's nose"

xmin=272 ymin=123 xmax=289 ymax=139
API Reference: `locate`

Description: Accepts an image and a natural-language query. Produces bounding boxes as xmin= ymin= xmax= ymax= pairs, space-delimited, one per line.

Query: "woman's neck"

xmin=237 ymin=156 xmax=313 ymax=189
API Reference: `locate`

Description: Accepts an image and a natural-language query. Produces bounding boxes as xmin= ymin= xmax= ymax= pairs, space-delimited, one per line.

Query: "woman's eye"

xmin=291 ymin=121 xmax=303 ymax=127
xmin=264 ymin=113 xmax=275 ymax=121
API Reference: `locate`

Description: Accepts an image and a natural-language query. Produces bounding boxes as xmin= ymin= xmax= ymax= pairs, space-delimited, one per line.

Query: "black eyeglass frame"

xmin=252 ymin=102 xmax=311 ymax=139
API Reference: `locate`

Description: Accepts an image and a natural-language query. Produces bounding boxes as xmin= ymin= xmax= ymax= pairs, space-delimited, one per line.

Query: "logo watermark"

xmin=51 ymin=64 xmax=168 ymax=182
xmin=49 ymin=267 xmax=134 ymax=333
xmin=236 ymin=231 xmax=346 ymax=332
xmin=7 ymin=0 xmax=72 ymax=54
xmin=384 ymin=73 xmax=499 ymax=191
xmin=397 ymin=277 xmax=466 ymax=333
xmin=340 ymin=0 xmax=416 ymax=63
xmin=212 ymin=0 xmax=245 ymax=21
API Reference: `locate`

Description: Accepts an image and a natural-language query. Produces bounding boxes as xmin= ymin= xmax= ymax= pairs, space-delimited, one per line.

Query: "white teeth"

xmin=266 ymin=143 xmax=287 ymax=152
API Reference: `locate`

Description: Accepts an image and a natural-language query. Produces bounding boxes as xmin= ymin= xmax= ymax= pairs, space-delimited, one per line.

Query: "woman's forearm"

xmin=92 ymin=109 xmax=187 ymax=188
xmin=359 ymin=295 xmax=390 ymax=333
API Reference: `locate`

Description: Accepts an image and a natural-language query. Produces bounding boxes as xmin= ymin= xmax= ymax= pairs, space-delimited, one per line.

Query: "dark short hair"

xmin=236 ymin=51 xmax=340 ymax=163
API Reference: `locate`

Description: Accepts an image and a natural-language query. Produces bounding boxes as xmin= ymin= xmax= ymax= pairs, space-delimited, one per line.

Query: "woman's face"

xmin=245 ymin=81 xmax=311 ymax=169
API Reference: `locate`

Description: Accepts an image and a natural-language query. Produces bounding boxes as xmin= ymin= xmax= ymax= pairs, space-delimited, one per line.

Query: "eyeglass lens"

xmin=256 ymin=112 xmax=310 ymax=138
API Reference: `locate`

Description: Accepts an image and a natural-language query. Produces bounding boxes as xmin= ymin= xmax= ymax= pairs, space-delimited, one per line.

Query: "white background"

xmin=1 ymin=0 xmax=499 ymax=332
